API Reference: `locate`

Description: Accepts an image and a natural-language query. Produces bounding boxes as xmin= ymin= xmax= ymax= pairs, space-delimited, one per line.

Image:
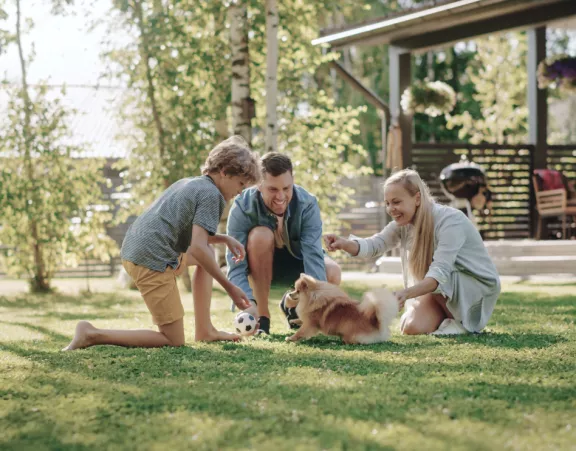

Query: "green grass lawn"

xmin=1 ymin=276 xmax=575 ymax=450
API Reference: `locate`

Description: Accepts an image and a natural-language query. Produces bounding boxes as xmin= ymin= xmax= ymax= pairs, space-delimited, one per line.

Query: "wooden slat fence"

xmin=412 ymin=143 xmax=535 ymax=239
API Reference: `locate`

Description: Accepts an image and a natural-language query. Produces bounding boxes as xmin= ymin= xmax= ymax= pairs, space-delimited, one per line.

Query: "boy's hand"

xmin=225 ymin=236 xmax=245 ymax=263
xmin=227 ymin=284 xmax=251 ymax=310
xmin=323 ymin=234 xmax=347 ymax=252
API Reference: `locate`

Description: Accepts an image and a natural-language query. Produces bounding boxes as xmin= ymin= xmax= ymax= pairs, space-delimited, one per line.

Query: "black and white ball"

xmin=234 ymin=312 xmax=258 ymax=336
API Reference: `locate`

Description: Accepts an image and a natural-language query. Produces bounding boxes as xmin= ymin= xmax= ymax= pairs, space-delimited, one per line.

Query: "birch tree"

xmin=265 ymin=0 xmax=278 ymax=153
xmin=229 ymin=0 xmax=253 ymax=143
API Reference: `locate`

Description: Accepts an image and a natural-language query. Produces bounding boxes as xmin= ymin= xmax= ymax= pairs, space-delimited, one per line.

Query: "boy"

xmin=63 ymin=136 xmax=260 ymax=350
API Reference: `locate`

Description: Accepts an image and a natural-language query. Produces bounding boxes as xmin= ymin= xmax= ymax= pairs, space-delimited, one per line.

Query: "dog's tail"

xmin=360 ymin=287 xmax=399 ymax=330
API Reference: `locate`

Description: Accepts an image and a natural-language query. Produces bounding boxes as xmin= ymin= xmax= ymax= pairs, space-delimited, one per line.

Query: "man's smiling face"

xmin=258 ymin=171 xmax=294 ymax=215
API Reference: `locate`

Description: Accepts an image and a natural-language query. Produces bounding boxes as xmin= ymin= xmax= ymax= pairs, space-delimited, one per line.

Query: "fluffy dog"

xmin=284 ymin=274 xmax=398 ymax=344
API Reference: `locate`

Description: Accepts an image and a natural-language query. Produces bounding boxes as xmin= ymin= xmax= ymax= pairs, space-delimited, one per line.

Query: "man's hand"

xmin=225 ymin=236 xmax=245 ymax=263
xmin=227 ymin=284 xmax=251 ymax=310
xmin=323 ymin=234 xmax=347 ymax=252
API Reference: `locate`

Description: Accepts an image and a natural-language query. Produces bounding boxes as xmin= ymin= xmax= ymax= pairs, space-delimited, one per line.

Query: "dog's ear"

xmin=298 ymin=273 xmax=317 ymax=291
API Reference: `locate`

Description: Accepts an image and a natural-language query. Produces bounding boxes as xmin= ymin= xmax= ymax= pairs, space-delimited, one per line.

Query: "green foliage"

xmin=0 ymin=1 xmax=116 ymax=291
xmin=0 ymin=85 xmax=117 ymax=287
xmin=105 ymin=0 xmax=372 ymax=228
xmin=247 ymin=0 xmax=372 ymax=228
xmin=105 ymin=0 xmax=232 ymax=220
xmin=447 ymin=33 xmax=529 ymax=145
xmin=1 ymin=278 xmax=576 ymax=449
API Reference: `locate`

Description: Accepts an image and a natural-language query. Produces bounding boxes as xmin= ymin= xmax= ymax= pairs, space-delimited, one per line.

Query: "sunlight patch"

xmin=0 ymin=324 xmax=45 ymax=342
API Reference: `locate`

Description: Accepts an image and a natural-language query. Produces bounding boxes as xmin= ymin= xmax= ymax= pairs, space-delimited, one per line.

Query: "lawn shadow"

xmin=29 ymin=312 xmax=137 ymax=321
xmin=0 ymin=292 xmax=136 ymax=311
xmin=498 ymin=293 xmax=576 ymax=309
xmin=0 ymin=321 xmax=70 ymax=343
xmin=434 ymin=332 xmax=568 ymax=349
xmin=513 ymin=279 xmax=576 ymax=287
xmin=3 ymin=339 xmax=575 ymax=440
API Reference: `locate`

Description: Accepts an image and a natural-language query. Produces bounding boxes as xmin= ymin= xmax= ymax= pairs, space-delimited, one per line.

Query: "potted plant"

xmin=401 ymin=80 xmax=456 ymax=117
xmin=537 ymin=55 xmax=576 ymax=93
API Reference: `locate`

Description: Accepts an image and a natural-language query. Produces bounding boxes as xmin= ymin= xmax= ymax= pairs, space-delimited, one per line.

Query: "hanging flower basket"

xmin=401 ymin=80 xmax=456 ymax=117
xmin=537 ymin=55 xmax=576 ymax=93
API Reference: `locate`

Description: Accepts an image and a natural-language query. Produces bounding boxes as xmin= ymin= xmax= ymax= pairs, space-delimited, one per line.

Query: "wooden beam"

xmin=328 ymin=60 xmax=391 ymax=177
xmin=391 ymin=0 xmax=576 ymax=51
xmin=389 ymin=46 xmax=412 ymax=169
xmin=328 ymin=60 xmax=390 ymax=120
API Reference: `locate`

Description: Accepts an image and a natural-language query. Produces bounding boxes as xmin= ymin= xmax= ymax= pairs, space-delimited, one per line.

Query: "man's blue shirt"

xmin=226 ymin=185 xmax=326 ymax=300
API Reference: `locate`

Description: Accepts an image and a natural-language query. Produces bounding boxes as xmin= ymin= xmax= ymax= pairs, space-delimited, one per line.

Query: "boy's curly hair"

xmin=202 ymin=135 xmax=261 ymax=185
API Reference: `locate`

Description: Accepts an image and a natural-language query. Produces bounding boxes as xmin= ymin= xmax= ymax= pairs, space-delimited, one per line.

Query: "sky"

xmin=0 ymin=0 xmax=125 ymax=86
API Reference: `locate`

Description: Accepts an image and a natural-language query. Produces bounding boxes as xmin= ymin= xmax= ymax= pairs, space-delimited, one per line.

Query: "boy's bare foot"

xmin=62 ymin=321 xmax=97 ymax=351
xmin=195 ymin=328 xmax=240 ymax=342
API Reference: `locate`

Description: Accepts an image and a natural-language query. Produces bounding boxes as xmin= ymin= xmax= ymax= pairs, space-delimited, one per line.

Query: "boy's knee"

xmin=164 ymin=335 xmax=185 ymax=347
xmin=171 ymin=338 xmax=186 ymax=347
xmin=247 ymin=227 xmax=274 ymax=251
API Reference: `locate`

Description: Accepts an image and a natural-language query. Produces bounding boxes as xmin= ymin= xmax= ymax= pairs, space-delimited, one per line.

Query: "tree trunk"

xmin=265 ymin=0 xmax=278 ymax=153
xmin=134 ymin=0 xmax=166 ymax=166
xmin=229 ymin=1 xmax=253 ymax=143
xmin=16 ymin=0 xmax=50 ymax=292
xmin=427 ymin=51 xmax=436 ymax=144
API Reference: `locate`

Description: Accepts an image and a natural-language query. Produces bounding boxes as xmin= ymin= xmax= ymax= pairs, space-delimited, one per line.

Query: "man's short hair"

xmin=261 ymin=152 xmax=293 ymax=177
xmin=202 ymin=135 xmax=261 ymax=185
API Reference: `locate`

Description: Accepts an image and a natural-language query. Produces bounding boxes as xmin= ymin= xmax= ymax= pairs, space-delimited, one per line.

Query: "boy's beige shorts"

xmin=122 ymin=254 xmax=187 ymax=326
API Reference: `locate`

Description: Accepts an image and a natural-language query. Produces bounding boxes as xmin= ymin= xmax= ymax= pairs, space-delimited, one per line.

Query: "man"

xmin=226 ymin=152 xmax=341 ymax=334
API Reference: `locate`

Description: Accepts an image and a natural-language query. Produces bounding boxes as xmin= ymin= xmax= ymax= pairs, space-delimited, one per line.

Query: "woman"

xmin=324 ymin=169 xmax=500 ymax=335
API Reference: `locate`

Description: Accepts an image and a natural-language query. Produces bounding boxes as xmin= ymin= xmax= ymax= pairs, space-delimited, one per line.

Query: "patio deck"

xmin=373 ymin=239 xmax=576 ymax=277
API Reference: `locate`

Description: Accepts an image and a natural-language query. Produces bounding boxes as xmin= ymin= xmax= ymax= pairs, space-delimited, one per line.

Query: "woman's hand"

xmin=225 ymin=236 xmax=245 ymax=263
xmin=323 ymin=234 xmax=360 ymax=256
xmin=324 ymin=234 xmax=348 ymax=252
xmin=394 ymin=289 xmax=409 ymax=310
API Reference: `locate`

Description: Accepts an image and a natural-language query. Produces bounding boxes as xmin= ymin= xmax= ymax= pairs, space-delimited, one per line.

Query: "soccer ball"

xmin=234 ymin=312 xmax=258 ymax=336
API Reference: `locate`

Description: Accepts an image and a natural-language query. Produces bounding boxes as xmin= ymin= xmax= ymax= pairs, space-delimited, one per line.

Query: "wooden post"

xmin=389 ymin=46 xmax=412 ymax=169
xmin=528 ymin=27 xmax=547 ymax=238
xmin=528 ymin=26 xmax=547 ymax=170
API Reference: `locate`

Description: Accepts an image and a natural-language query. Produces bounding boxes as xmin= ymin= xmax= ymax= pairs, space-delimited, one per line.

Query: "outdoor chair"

xmin=532 ymin=169 xmax=576 ymax=239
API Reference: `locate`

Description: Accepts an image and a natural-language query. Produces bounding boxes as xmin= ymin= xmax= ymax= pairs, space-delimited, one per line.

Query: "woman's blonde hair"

xmin=202 ymin=135 xmax=261 ymax=185
xmin=384 ymin=169 xmax=435 ymax=281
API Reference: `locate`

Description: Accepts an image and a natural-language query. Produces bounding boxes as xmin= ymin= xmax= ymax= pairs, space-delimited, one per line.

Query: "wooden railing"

xmin=545 ymin=145 xmax=576 ymax=239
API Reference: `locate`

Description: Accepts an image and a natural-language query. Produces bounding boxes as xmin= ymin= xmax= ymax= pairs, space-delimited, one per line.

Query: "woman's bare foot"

xmin=195 ymin=327 xmax=240 ymax=342
xmin=62 ymin=321 xmax=97 ymax=351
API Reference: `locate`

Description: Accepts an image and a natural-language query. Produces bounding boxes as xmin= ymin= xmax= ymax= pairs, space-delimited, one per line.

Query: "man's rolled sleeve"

xmin=300 ymin=199 xmax=327 ymax=281
xmin=226 ymin=201 xmax=254 ymax=300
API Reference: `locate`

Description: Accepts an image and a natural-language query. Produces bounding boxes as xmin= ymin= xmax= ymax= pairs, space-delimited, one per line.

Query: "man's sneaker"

xmin=255 ymin=316 xmax=270 ymax=335
xmin=279 ymin=290 xmax=301 ymax=330
xmin=430 ymin=318 xmax=468 ymax=336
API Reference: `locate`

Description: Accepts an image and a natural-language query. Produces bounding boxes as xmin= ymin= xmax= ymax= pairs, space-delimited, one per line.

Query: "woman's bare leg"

xmin=400 ymin=293 xmax=450 ymax=335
